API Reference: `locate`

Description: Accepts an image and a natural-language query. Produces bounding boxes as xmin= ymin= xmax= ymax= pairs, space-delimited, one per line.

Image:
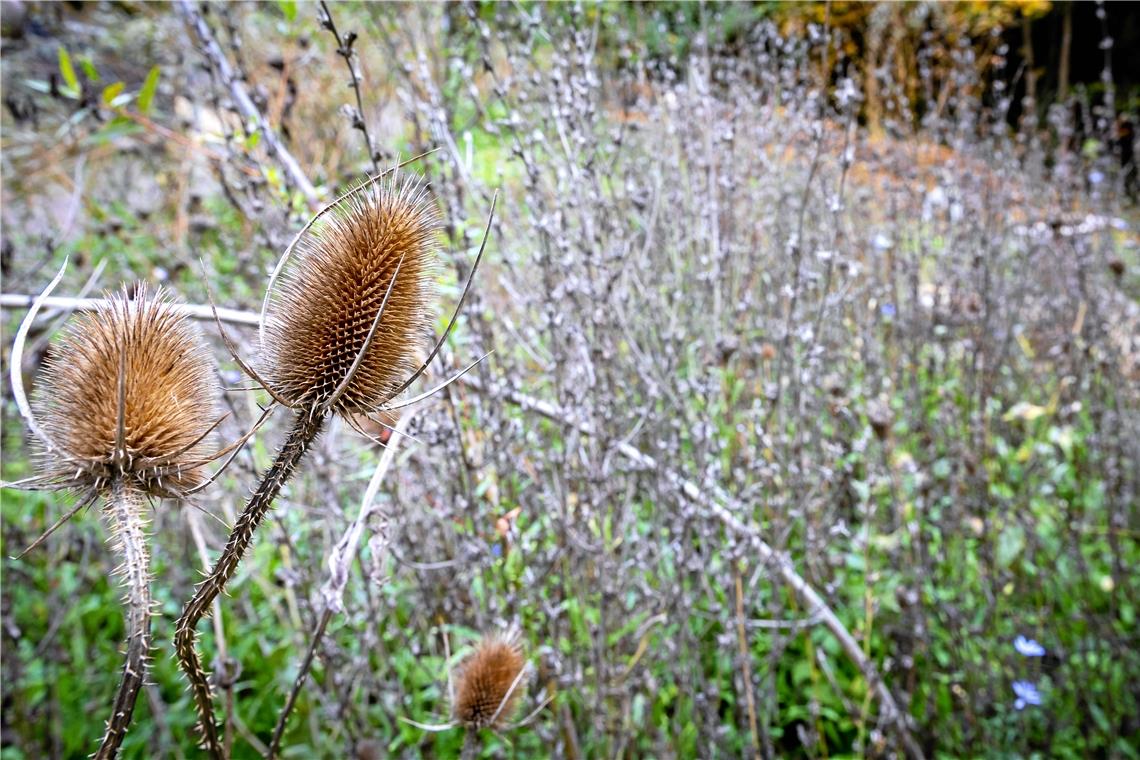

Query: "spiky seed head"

xmin=32 ymin=284 xmax=219 ymax=496
xmin=262 ymin=176 xmax=440 ymax=415
xmin=453 ymin=632 xmax=526 ymax=730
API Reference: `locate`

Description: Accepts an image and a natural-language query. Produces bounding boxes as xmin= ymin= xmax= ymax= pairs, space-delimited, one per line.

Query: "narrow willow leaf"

xmin=138 ymin=66 xmax=160 ymax=114
xmin=57 ymin=47 xmax=79 ymax=94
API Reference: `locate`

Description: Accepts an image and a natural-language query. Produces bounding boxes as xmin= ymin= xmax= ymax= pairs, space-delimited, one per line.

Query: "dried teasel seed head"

xmin=32 ymin=284 xmax=219 ymax=496
xmin=262 ymin=175 xmax=440 ymax=415
xmin=453 ymin=631 xmax=527 ymax=730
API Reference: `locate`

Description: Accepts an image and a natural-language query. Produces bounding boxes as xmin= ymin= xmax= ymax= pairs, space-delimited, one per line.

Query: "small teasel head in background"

xmin=453 ymin=630 xmax=528 ymax=730
xmin=401 ymin=626 xmax=554 ymax=750
xmin=6 ymin=270 xmax=222 ymax=760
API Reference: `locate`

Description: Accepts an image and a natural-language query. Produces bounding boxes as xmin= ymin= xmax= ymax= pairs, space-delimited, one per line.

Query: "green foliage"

xmin=277 ymin=0 xmax=297 ymax=23
xmin=136 ymin=66 xmax=160 ymax=115
xmin=3 ymin=355 xmax=1135 ymax=757
xmin=57 ymin=46 xmax=79 ymax=96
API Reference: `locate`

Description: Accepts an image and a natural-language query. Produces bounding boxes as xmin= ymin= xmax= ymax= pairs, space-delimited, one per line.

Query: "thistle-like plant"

xmin=402 ymin=629 xmax=551 ymax=759
xmin=453 ymin=632 xmax=529 ymax=731
xmin=5 ymin=274 xmax=224 ymax=759
xmin=175 ymin=168 xmax=495 ymax=756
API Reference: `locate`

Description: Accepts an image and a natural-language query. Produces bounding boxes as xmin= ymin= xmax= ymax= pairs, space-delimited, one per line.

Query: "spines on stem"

xmin=174 ymin=411 xmax=325 ymax=758
xmin=94 ymin=482 xmax=152 ymax=760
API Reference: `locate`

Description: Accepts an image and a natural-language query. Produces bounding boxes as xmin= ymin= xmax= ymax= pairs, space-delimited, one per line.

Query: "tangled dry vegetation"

xmin=1 ymin=3 xmax=1138 ymax=759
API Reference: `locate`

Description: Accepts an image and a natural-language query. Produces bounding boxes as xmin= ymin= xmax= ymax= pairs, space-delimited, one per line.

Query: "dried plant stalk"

xmin=98 ymin=481 xmax=151 ymax=760
xmin=175 ymin=174 xmax=445 ymax=757
xmin=7 ymin=279 xmax=219 ymax=759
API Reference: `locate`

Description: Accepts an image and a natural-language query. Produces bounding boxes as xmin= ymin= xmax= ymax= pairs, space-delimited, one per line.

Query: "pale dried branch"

xmin=174 ymin=0 xmax=319 ymax=206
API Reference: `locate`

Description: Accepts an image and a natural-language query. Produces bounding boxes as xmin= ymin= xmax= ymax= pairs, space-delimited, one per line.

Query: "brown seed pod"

xmin=453 ymin=632 xmax=528 ymax=730
xmin=262 ymin=175 xmax=440 ymax=415
xmin=8 ymin=279 xmax=220 ymax=760
xmin=32 ymin=283 xmax=219 ymax=497
xmin=179 ymin=169 xmax=478 ymax=758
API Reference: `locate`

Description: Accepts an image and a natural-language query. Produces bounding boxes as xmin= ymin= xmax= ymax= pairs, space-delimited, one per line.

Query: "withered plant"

xmin=403 ymin=629 xmax=549 ymax=759
xmin=5 ymin=273 xmax=222 ymax=759
xmin=453 ymin=632 xmax=528 ymax=732
xmin=174 ymin=169 xmax=495 ymax=756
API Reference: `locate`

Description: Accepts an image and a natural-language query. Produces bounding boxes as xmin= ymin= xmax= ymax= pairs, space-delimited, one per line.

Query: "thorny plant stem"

xmin=174 ymin=411 xmax=325 ymax=759
xmin=268 ymin=411 xmax=408 ymax=757
xmin=460 ymin=729 xmax=481 ymax=760
xmin=95 ymin=482 xmax=152 ymax=760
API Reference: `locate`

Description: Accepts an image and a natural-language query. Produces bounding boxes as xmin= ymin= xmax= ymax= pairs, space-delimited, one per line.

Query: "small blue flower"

xmin=1014 ymin=635 xmax=1045 ymax=657
xmin=1012 ymin=680 xmax=1042 ymax=710
xmin=880 ymin=303 xmax=897 ymax=318
xmin=491 ymin=543 xmax=502 ymax=558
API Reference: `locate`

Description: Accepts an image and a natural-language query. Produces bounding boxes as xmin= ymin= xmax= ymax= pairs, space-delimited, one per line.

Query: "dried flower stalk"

xmin=174 ymin=171 xmax=493 ymax=756
xmin=7 ymin=277 xmax=219 ymax=759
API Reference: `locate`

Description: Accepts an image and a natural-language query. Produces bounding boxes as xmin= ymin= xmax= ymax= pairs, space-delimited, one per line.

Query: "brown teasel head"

xmin=261 ymin=175 xmax=440 ymax=416
xmin=453 ymin=632 xmax=527 ymax=730
xmin=32 ymin=284 xmax=219 ymax=497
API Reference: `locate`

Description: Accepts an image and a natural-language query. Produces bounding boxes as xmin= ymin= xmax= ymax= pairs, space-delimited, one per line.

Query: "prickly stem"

xmin=174 ymin=411 xmax=324 ymax=759
xmin=94 ymin=482 xmax=151 ymax=760
xmin=461 ymin=729 xmax=480 ymax=760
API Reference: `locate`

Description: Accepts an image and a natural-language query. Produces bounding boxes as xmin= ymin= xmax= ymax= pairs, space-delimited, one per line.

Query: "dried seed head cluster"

xmin=32 ymin=285 xmax=219 ymax=497
xmin=262 ymin=176 xmax=440 ymax=415
xmin=453 ymin=632 xmax=527 ymax=729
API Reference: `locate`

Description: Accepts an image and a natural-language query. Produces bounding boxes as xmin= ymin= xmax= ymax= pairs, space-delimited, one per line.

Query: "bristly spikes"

xmin=261 ymin=174 xmax=440 ymax=416
xmin=31 ymin=284 xmax=220 ymax=497
xmin=453 ymin=632 xmax=527 ymax=730
xmin=93 ymin=482 xmax=152 ymax=760
xmin=9 ymin=284 xmax=220 ymax=758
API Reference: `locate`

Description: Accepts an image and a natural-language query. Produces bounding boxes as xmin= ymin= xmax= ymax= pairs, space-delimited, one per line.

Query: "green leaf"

xmin=57 ymin=47 xmax=79 ymax=93
xmin=1122 ymin=602 xmax=1136 ymax=628
xmin=101 ymin=82 xmax=125 ymax=106
xmin=79 ymin=56 xmax=100 ymax=83
xmin=277 ymin=0 xmax=297 ymax=21
xmin=1089 ymin=704 xmax=1111 ymax=734
xmin=137 ymin=66 xmax=160 ymax=114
